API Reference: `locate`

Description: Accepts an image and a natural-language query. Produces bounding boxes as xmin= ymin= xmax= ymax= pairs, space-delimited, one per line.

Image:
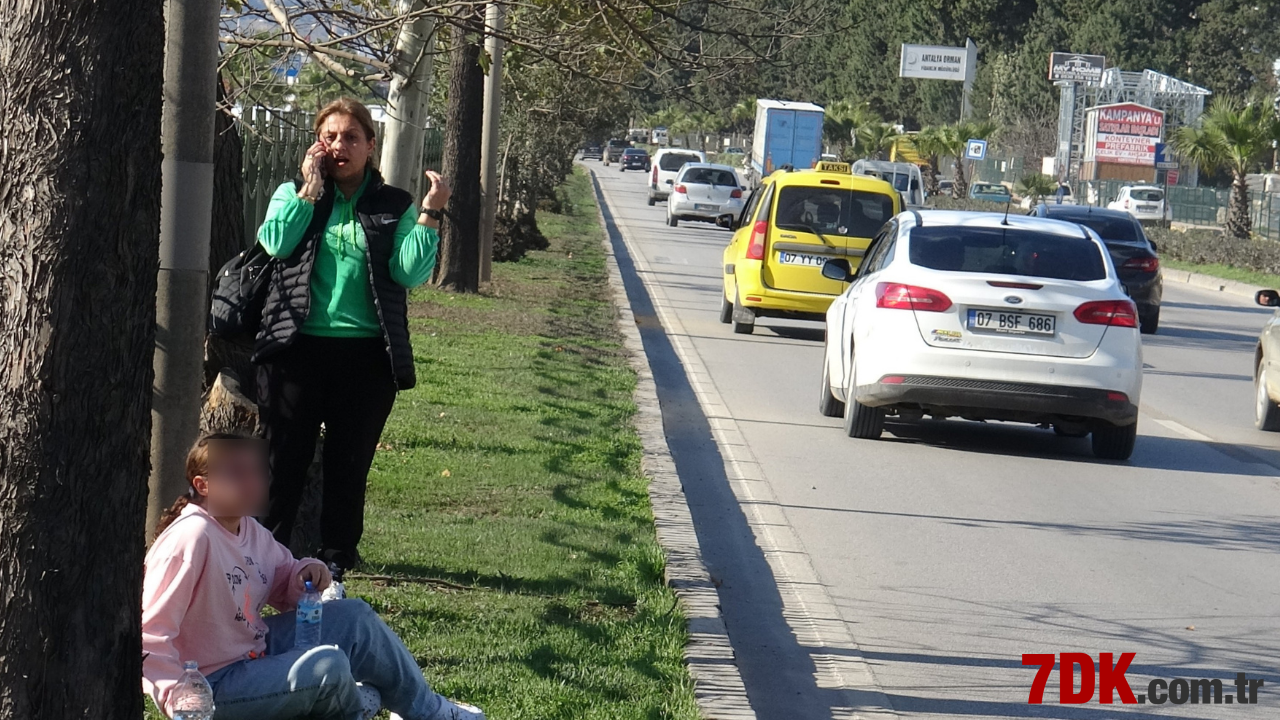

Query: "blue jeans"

xmin=206 ymin=599 xmax=446 ymax=720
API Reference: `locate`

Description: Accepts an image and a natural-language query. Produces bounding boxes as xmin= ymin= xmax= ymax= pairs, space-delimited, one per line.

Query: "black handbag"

xmin=208 ymin=243 xmax=275 ymax=342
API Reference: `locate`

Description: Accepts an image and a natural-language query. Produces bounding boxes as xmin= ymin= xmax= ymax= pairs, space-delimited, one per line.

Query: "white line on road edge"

xmin=1151 ymin=417 xmax=1215 ymax=442
xmin=588 ymin=167 xmax=897 ymax=720
xmin=587 ymin=169 xmax=757 ymax=720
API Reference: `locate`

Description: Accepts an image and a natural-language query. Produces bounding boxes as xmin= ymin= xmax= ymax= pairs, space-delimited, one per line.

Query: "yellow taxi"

xmin=720 ymin=161 xmax=900 ymax=334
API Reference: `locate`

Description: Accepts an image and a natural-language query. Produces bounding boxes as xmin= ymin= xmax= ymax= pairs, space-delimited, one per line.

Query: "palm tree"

xmin=1017 ymin=173 xmax=1056 ymax=206
xmin=856 ymin=123 xmax=901 ymax=161
xmin=942 ymin=120 xmax=999 ymax=199
xmin=729 ymin=98 xmax=756 ymax=138
xmin=911 ymin=125 xmax=949 ymax=196
xmin=1170 ymin=96 xmax=1280 ymax=238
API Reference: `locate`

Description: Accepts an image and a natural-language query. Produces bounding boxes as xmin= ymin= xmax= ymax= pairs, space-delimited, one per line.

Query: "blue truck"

xmin=748 ymin=99 xmax=825 ymax=186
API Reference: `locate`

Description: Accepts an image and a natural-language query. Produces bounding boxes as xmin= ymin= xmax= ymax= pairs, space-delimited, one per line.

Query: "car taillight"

xmin=1122 ymin=256 xmax=1159 ymax=273
xmin=1123 ymin=200 xmax=1130 ymax=209
xmin=674 ymin=184 xmax=687 ymax=194
xmin=875 ymin=283 xmax=952 ymax=312
xmin=1074 ymin=299 xmax=1138 ymax=327
xmin=746 ymin=220 xmax=768 ymax=260
xmin=730 ymin=188 xmax=743 ymax=199
xmin=651 ymin=166 xmax=658 ymax=184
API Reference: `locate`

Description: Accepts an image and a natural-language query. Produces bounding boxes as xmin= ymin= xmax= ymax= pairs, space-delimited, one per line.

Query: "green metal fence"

xmin=238 ymin=107 xmax=445 ymax=244
xmin=240 ymin=108 xmax=315 ymax=246
xmin=1256 ymin=193 xmax=1280 ymax=241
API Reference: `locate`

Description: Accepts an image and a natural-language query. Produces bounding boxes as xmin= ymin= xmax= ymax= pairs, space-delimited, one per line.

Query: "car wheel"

xmin=667 ymin=213 xmax=678 ymax=228
xmin=647 ymin=195 xmax=655 ymax=207
xmin=818 ymin=350 xmax=845 ymax=418
xmin=731 ymin=291 xmax=754 ymax=335
xmin=1255 ymin=364 xmax=1280 ymax=431
xmin=619 ymin=167 xmax=625 ymax=172
xmin=842 ymin=363 xmax=884 ymax=439
xmin=718 ymin=293 xmax=733 ymax=324
xmin=1139 ymin=308 xmax=1159 ymax=335
xmin=1091 ymin=421 xmax=1137 ymax=460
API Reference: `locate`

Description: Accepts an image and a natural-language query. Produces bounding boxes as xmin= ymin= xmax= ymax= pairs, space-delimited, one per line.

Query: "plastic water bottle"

xmin=170 ymin=660 xmax=215 ymax=720
xmin=295 ymin=580 xmax=323 ymax=648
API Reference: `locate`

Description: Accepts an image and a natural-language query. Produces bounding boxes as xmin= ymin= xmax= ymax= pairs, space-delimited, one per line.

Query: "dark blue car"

xmin=1030 ymin=204 xmax=1162 ymax=334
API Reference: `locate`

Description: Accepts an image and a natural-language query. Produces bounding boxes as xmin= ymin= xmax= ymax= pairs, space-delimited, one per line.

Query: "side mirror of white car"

xmin=821 ymin=258 xmax=854 ymax=282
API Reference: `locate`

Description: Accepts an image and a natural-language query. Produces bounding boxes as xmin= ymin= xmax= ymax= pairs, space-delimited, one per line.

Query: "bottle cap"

xmin=183 ymin=660 xmax=198 ymax=670
xmin=305 ymin=580 xmax=314 ymax=592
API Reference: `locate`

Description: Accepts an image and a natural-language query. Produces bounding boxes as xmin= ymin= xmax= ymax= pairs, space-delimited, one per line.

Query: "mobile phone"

xmin=316 ymin=138 xmax=329 ymax=178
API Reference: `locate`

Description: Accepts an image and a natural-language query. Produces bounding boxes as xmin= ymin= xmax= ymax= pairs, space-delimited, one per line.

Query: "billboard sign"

xmin=1085 ymin=103 xmax=1165 ymax=166
xmin=900 ymin=44 xmax=972 ymax=81
xmin=1048 ymin=53 xmax=1106 ymax=83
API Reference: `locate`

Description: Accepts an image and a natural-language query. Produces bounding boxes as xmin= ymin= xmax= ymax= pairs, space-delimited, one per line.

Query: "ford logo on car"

xmin=1004 ymin=295 xmax=1023 ymax=305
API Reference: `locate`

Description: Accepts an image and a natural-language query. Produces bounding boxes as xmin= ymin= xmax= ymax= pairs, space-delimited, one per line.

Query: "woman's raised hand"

xmin=299 ymin=141 xmax=328 ymax=199
xmin=423 ymin=170 xmax=451 ymax=211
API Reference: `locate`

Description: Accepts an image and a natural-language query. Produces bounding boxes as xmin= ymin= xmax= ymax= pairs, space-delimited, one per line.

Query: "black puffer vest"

xmin=253 ymin=170 xmax=418 ymax=390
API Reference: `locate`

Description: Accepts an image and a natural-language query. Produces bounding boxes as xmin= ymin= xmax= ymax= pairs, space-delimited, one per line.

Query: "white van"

xmin=851 ymin=159 xmax=925 ymax=206
xmin=647 ymin=148 xmax=707 ymax=205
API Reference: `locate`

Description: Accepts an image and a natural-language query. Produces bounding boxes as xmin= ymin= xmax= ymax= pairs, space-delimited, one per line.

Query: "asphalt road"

xmin=588 ymin=163 xmax=1280 ymax=720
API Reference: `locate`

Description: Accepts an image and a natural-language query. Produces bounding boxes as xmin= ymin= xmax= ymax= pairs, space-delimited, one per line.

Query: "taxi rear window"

xmin=773 ymin=186 xmax=895 ymax=238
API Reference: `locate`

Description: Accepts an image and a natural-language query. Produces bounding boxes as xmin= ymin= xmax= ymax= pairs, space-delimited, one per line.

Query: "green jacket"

xmin=257 ymin=174 xmax=438 ymax=337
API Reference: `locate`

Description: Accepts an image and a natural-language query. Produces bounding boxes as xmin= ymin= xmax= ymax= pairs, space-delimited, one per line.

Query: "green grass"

xmin=146 ymin=169 xmax=699 ymax=719
xmin=1163 ymin=259 xmax=1280 ymax=290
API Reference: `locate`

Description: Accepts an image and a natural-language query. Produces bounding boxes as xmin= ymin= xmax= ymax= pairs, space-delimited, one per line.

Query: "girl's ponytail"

xmin=151 ymin=432 xmax=252 ymax=541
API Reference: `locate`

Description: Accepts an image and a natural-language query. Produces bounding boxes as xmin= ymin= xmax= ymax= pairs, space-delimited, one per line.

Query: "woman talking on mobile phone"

xmin=253 ymin=97 xmax=450 ymax=578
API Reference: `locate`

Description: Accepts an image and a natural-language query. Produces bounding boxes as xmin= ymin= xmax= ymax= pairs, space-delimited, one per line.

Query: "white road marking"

xmin=594 ymin=170 xmax=897 ymax=720
xmin=1152 ymin=417 xmax=1214 ymax=442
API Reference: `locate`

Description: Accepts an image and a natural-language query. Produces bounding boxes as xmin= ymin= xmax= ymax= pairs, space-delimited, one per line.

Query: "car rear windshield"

xmin=659 ymin=153 xmax=701 ymax=171
xmin=1131 ymin=189 xmax=1163 ymax=202
xmin=1060 ymin=214 xmax=1140 ymax=242
xmin=909 ymin=226 xmax=1107 ymax=281
xmin=973 ymin=184 xmax=1009 ymax=195
xmin=773 ymin=186 xmax=896 ymax=238
xmin=623 ymin=149 xmax=646 ymax=156
xmin=681 ymin=168 xmax=738 ymax=186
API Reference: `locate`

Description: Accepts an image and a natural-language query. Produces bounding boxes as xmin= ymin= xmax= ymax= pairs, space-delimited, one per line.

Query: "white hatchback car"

xmin=818 ymin=210 xmax=1143 ymax=460
xmin=665 ymin=163 xmax=744 ymax=227
xmin=1108 ymin=185 xmax=1169 ymax=224
xmin=647 ymin=149 xmax=707 ymax=205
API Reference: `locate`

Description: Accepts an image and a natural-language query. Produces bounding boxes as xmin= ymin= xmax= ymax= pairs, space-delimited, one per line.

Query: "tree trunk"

xmin=205 ymin=74 xmax=257 ymax=394
xmin=435 ymin=24 xmax=485 ymax=293
xmin=952 ymin=158 xmax=969 ymax=199
xmin=380 ymin=0 xmax=435 ymax=200
xmin=922 ymin=157 xmax=940 ymax=196
xmin=1227 ymin=171 xmax=1253 ymax=239
xmin=0 ymin=0 xmax=164 ymax=715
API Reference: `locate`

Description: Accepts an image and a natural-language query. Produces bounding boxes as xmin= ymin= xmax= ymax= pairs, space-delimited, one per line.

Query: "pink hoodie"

xmin=141 ymin=503 xmax=324 ymax=714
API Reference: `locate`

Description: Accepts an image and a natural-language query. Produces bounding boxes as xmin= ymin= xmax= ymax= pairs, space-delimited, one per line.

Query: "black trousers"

xmin=257 ymin=334 xmax=398 ymax=570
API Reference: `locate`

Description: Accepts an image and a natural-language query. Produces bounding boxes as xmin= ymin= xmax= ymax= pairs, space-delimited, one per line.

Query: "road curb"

xmin=584 ymin=167 xmax=758 ymax=719
xmin=1163 ymin=268 xmax=1267 ymax=300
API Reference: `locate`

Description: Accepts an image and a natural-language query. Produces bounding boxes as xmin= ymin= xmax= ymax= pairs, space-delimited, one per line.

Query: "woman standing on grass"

xmin=254 ymin=97 xmax=450 ymax=576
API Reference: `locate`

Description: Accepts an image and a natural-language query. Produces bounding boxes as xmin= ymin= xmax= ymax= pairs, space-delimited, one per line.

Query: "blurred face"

xmin=319 ymin=112 xmax=375 ymax=185
xmin=193 ymin=440 xmax=269 ymax=518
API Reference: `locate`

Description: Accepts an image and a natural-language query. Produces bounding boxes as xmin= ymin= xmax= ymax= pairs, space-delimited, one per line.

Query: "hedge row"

xmin=1145 ymin=226 xmax=1280 ymax=275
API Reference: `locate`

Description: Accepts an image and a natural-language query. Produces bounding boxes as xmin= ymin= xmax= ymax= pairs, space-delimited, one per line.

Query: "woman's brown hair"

xmin=314 ymin=97 xmax=377 ymax=142
xmin=153 ymin=433 xmax=253 ymax=539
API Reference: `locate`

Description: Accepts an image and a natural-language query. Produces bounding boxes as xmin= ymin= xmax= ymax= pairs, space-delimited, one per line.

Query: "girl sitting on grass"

xmin=142 ymin=433 xmax=484 ymax=720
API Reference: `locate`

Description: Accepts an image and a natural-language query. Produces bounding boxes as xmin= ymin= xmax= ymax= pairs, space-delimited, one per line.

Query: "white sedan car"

xmin=665 ymin=163 xmax=745 ymax=227
xmin=818 ymin=210 xmax=1143 ymax=460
